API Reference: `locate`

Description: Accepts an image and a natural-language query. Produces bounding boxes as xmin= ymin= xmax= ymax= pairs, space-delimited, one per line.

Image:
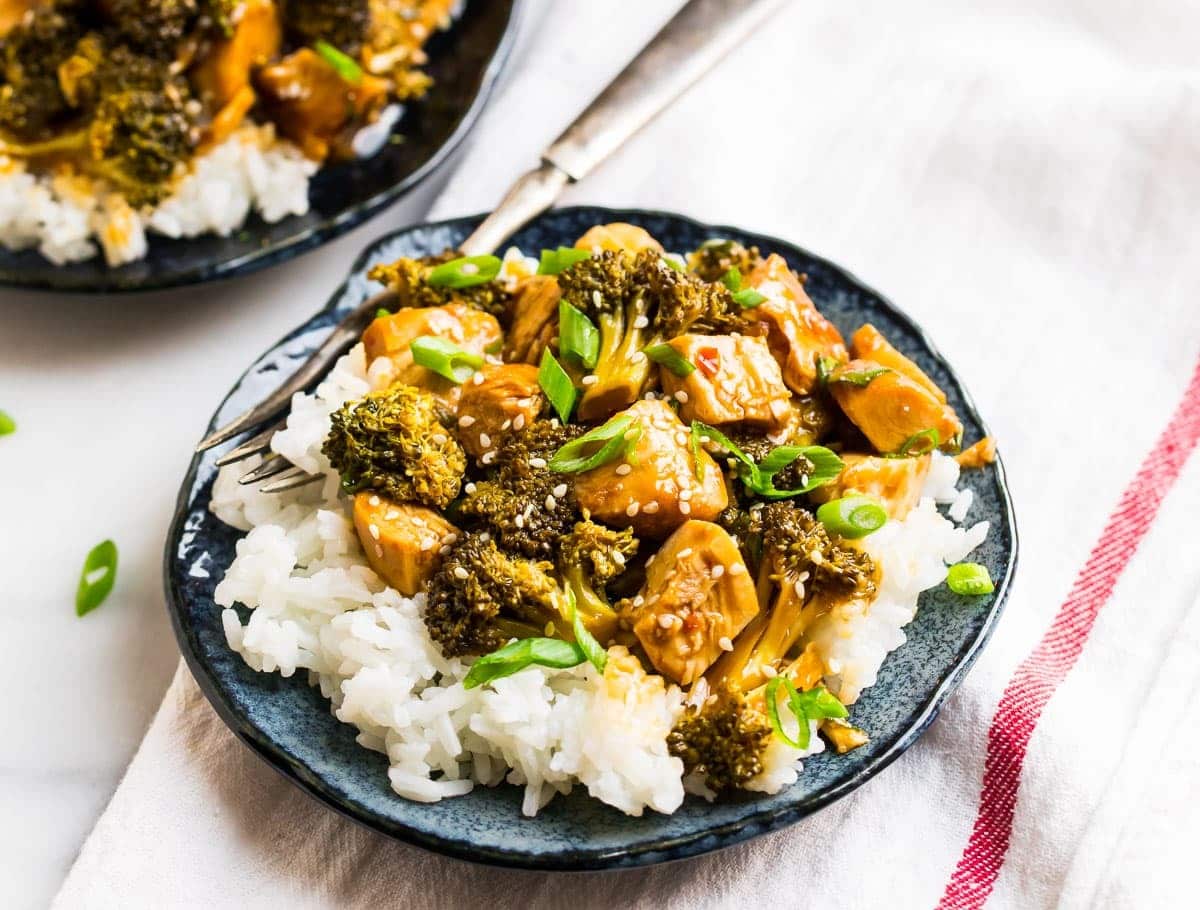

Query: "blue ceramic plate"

xmin=0 ymin=0 xmax=519 ymax=293
xmin=165 ymin=206 xmax=1018 ymax=869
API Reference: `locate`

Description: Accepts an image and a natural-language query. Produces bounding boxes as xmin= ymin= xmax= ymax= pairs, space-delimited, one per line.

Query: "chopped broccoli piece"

xmin=368 ymin=254 xmax=512 ymax=318
xmin=686 ymin=239 xmax=763 ymax=283
xmin=323 ymin=383 xmax=466 ymax=509
xmin=0 ymin=5 xmax=87 ymax=141
xmin=668 ymin=693 xmax=773 ymax=793
xmin=557 ymin=519 xmax=638 ymax=640
xmin=100 ymin=0 xmax=201 ymax=57
xmin=282 ymin=0 xmax=371 ymax=55
xmin=423 ymin=533 xmax=567 ymax=657
xmin=759 ymin=501 xmax=877 ymax=600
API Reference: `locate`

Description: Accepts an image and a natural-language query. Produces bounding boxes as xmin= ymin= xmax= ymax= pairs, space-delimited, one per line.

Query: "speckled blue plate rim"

xmin=0 ymin=0 xmax=522 ymax=294
xmin=164 ymin=205 xmax=1019 ymax=870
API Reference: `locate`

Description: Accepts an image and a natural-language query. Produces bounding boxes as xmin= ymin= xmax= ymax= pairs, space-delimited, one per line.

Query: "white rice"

xmin=0 ymin=123 xmax=315 ymax=267
xmin=211 ymin=334 xmax=990 ymax=815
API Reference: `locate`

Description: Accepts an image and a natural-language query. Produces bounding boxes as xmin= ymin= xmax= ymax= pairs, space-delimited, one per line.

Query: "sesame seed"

xmin=673 ymin=390 xmax=689 ymax=404
xmin=479 ymin=432 xmax=491 ymax=448
xmin=719 ymin=636 xmax=734 ymax=651
xmin=762 ymin=665 xmax=778 ymax=678
xmin=679 ymin=488 xmax=693 ymax=501
xmin=633 ymin=595 xmax=645 ymax=607
xmin=581 ymin=374 xmax=599 ymax=386
xmin=632 ymin=314 xmax=650 ymax=329
xmin=439 ymin=545 xmax=452 ymax=555
xmin=375 ymin=544 xmax=383 ymax=558
xmin=643 ymin=501 xmax=660 ymax=514
xmin=592 ymin=290 xmax=602 ymax=307
xmin=675 ymin=431 xmax=690 ymax=446
xmin=615 ymin=464 xmax=632 ymax=476
xmin=458 ymin=415 xmax=476 ymax=428
xmin=481 ymin=451 xmax=497 ymax=465
xmin=368 ymin=524 xmax=380 ymax=540
xmin=631 ymin=351 xmax=647 ymax=365
xmin=431 ymin=433 xmax=447 ymax=445
xmin=545 ymin=495 xmax=557 ymax=510
xmin=514 ymin=514 xmax=525 ymax=528
xmin=794 ymin=580 xmax=806 ymax=598
xmin=728 ymin=561 xmax=745 ymax=575
xmin=626 ymin=502 xmax=640 ymax=517
xmin=368 ymin=495 xmax=381 ymax=507
xmin=657 ymin=614 xmax=675 ymax=629
xmin=646 ymin=554 xmax=655 ymax=567
xmin=442 ymin=533 xmax=458 ymax=545
xmin=613 ymin=552 xmax=626 ymax=566
xmin=706 ymin=694 xmax=719 ymax=706
xmin=679 ymin=501 xmax=691 ymax=515
xmin=797 ymin=571 xmax=810 ymax=582
xmin=385 ymin=509 xmax=399 ymax=520
xmin=473 ymin=372 xmax=485 ymax=385
xmin=553 ymin=483 xmax=568 ymax=498
xmin=529 ymin=457 xmax=547 ymax=469
xmin=500 ymin=419 xmax=512 ymax=431
xmin=464 ymin=482 xmax=477 ymax=494
xmin=453 ymin=566 xmax=469 ymax=580
xmin=479 ymin=532 xmax=490 ymax=542
xmin=712 ymin=565 xmax=725 ymax=579
xmin=676 ymin=548 xmax=693 ymax=559
xmin=461 ymin=262 xmax=479 ymax=276
xmin=513 ymin=413 xmax=526 ymax=430
xmin=411 ymin=516 xmax=426 ymax=527
xmin=420 ymin=538 xmax=434 ymax=552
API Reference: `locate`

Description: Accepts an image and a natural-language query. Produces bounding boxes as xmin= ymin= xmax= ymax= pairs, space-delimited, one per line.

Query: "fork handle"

xmin=458 ymin=0 xmax=783 ymax=256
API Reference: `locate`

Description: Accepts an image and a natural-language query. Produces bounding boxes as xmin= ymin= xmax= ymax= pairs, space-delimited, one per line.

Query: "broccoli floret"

xmin=454 ymin=420 xmax=583 ymax=557
xmin=759 ymin=501 xmax=876 ymax=600
xmin=0 ymin=5 xmax=87 ymax=141
xmin=283 ymin=0 xmax=371 ymax=54
xmin=558 ymin=250 xmax=743 ymax=418
xmin=557 ymin=519 xmax=638 ymax=639
xmin=668 ymin=693 xmax=772 ymax=793
xmin=323 ymin=383 xmax=466 ymax=509
xmin=686 ymin=239 xmax=763 ymax=283
xmin=367 ymin=254 xmax=512 ymax=318
xmin=423 ymin=533 xmax=567 ymax=657
xmin=99 ymin=0 xmax=200 ymax=57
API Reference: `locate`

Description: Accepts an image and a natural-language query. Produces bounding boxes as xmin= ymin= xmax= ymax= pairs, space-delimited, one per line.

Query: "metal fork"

xmin=196 ymin=0 xmax=784 ymax=492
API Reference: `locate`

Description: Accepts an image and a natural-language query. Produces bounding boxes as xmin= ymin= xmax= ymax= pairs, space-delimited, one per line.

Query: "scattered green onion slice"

xmin=816 ymin=496 xmax=888 ymax=539
xmin=374 ymin=307 xmax=391 ymax=320
xmin=897 ymin=428 xmax=940 ymax=456
xmin=558 ymin=300 xmax=600 ymax=369
xmin=313 ymin=40 xmax=363 ymax=84
xmin=832 ymin=366 xmax=889 ymax=387
xmin=766 ymin=677 xmax=849 ymax=750
xmin=538 ymin=349 xmax=577 ymax=422
xmin=568 ymin=590 xmax=607 ymax=673
xmin=731 ymin=288 xmax=767 ymax=308
xmin=427 ymin=254 xmax=502 ymax=289
xmin=690 ymin=421 xmax=843 ymax=498
xmin=536 ymin=246 xmax=591 ymax=276
xmin=463 ymin=637 xmax=586 ymax=689
xmin=689 ymin=421 xmax=706 ymax=481
xmin=815 ymin=355 xmax=840 ymax=386
xmin=484 ymin=337 xmax=504 ymax=355
xmin=76 ymin=539 xmax=118 ymax=617
xmin=765 ymin=677 xmax=805 ymax=749
xmin=549 ymin=414 xmax=640 ymax=474
xmin=947 ymin=562 xmax=995 ymax=595
xmin=644 ymin=343 xmax=695 ymax=377
xmin=661 ymin=254 xmax=686 ymax=272
xmin=0 ymin=410 xmax=14 ymax=436
xmin=720 ymin=267 xmax=744 ymax=291
xmin=410 ymin=336 xmax=484 ymax=383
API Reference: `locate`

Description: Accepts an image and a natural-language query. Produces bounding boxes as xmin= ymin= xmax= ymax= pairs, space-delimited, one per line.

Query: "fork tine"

xmin=259 ymin=466 xmax=323 ymax=494
xmin=214 ymin=418 xmax=287 ymax=467
xmin=238 ymin=454 xmax=291 ymax=485
xmin=195 ymin=290 xmax=397 ymax=453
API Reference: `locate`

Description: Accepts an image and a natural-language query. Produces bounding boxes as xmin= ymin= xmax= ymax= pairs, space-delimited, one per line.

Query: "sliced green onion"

xmin=661 ymin=254 xmax=686 ymax=272
xmin=568 ymin=590 xmax=607 ymax=673
xmin=549 ymin=414 xmax=640 ymax=474
xmin=558 ymin=300 xmax=599 ymax=369
xmin=720 ymin=267 xmax=743 ymax=291
xmin=374 ymin=307 xmax=391 ymax=320
xmin=832 ymin=366 xmax=889 ymax=387
xmin=538 ymin=349 xmax=577 ymax=422
xmin=689 ymin=420 xmax=706 ymax=481
xmin=484 ymin=337 xmax=504 ymax=355
xmin=947 ymin=562 xmax=995 ymax=595
xmin=765 ymin=677 xmax=805 ymax=749
xmin=537 ymin=246 xmax=591 ymax=276
xmin=463 ymin=637 xmax=586 ymax=689
xmin=644 ymin=343 xmax=695 ymax=377
xmin=897 ymin=428 xmax=940 ymax=456
xmin=313 ymin=40 xmax=363 ymax=84
xmin=76 ymin=539 xmax=117 ymax=617
xmin=690 ymin=421 xmax=842 ymax=499
xmin=767 ymin=677 xmax=849 ymax=750
xmin=731 ymin=287 xmax=767 ymax=308
xmin=815 ymin=355 xmax=840 ymax=386
xmin=0 ymin=410 xmax=14 ymax=436
xmin=427 ymin=254 xmax=502 ymax=289
xmin=410 ymin=336 xmax=484 ymax=383
xmin=816 ymin=496 xmax=888 ymax=539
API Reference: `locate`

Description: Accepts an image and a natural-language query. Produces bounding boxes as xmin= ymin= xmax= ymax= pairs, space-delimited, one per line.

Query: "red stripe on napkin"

xmin=936 ymin=357 xmax=1200 ymax=910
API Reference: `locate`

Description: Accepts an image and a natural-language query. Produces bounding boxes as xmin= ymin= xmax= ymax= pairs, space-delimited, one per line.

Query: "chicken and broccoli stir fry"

xmin=0 ymin=0 xmax=454 ymax=205
xmin=321 ymin=223 xmax=996 ymax=796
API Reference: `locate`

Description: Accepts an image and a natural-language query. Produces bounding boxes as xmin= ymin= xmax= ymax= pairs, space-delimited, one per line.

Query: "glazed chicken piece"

xmin=828 ymin=359 xmax=963 ymax=454
xmin=957 ymin=436 xmax=996 ymax=469
xmin=503 ymin=275 xmax=560 ymax=364
xmin=453 ymin=363 xmax=544 ymax=458
xmin=850 ymin=323 xmax=947 ymax=403
xmin=657 ymin=334 xmax=792 ymax=428
xmin=0 ymin=0 xmax=36 ymax=37
xmin=809 ymin=453 xmax=932 ymax=520
xmin=255 ymin=47 xmax=390 ymax=160
xmin=628 ymin=520 xmax=759 ymax=686
xmin=574 ymin=222 xmax=663 ymax=254
xmin=192 ymin=0 xmax=282 ymax=109
xmin=741 ymin=254 xmax=847 ymax=394
xmin=353 ymin=493 xmax=458 ymax=595
xmin=362 ymin=304 xmax=501 ymax=406
xmin=573 ymin=399 xmax=728 ymax=538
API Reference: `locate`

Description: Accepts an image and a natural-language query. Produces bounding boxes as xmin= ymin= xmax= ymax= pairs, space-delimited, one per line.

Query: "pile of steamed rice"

xmin=209 ymin=281 xmax=989 ymax=817
xmin=0 ymin=123 xmax=315 ymax=267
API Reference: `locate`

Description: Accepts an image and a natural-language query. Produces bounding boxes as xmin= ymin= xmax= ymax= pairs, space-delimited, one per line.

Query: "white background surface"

xmin=4 ymin=0 xmax=1200 ymax=906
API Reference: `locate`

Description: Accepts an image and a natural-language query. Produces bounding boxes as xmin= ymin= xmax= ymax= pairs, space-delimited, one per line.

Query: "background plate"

xmin=165 ymin=206 xmax=1018 ymax=869
xmin=0 ymin=0 xmax=519 ymax=293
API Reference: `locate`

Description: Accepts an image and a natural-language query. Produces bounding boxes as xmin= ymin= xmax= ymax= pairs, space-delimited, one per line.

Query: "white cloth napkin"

xmin=55 ymin=1 xmax=1200 ymax=907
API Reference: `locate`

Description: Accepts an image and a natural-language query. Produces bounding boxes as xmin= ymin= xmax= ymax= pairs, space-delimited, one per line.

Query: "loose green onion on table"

xmin=0 ymin=410 xmax=14 ymax=436
xmin=76 ymin=539 xmax=118 ymax=617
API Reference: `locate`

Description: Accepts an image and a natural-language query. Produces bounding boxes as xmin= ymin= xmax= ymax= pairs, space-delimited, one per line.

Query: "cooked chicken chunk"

xmin=573 ymin=399 xmax=728 ymax=538
xmin=574 ymin=222 xmax=663 ymax=254
xmin=362 ymin=304 xmax=501 ymax=407
xmin=658 ymin=334 xmax=792 ymax=428
xmin=503 ymin=275 xmax=560 ymax=364
xmin=828 ymin=359 xmax=963 ymax=454
xmin=957 ymin=436 xmax=996 ymax=469
xmin=809 ymin=452 xmax=931 ymax=519
xmin=353 ymin=494 xmax=458 ymax=595
xmin=629 ymin=520 xmax=759 ymax=685
xmin=454 ymin=363 xmax=544 ymax=458
xmin=741 ymin=254 xmax=847 ymax=394
xmin=0 ymin=0 xmax=36 ymax=38
xmin=850 ymin=323 xmax=947 ymax=403
xmin=192 ymin=0 xmax=281 ymax=108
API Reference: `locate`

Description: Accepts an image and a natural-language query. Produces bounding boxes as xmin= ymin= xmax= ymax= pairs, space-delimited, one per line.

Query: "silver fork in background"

xmin=196 ymin=0 xmax=785 ymax=492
